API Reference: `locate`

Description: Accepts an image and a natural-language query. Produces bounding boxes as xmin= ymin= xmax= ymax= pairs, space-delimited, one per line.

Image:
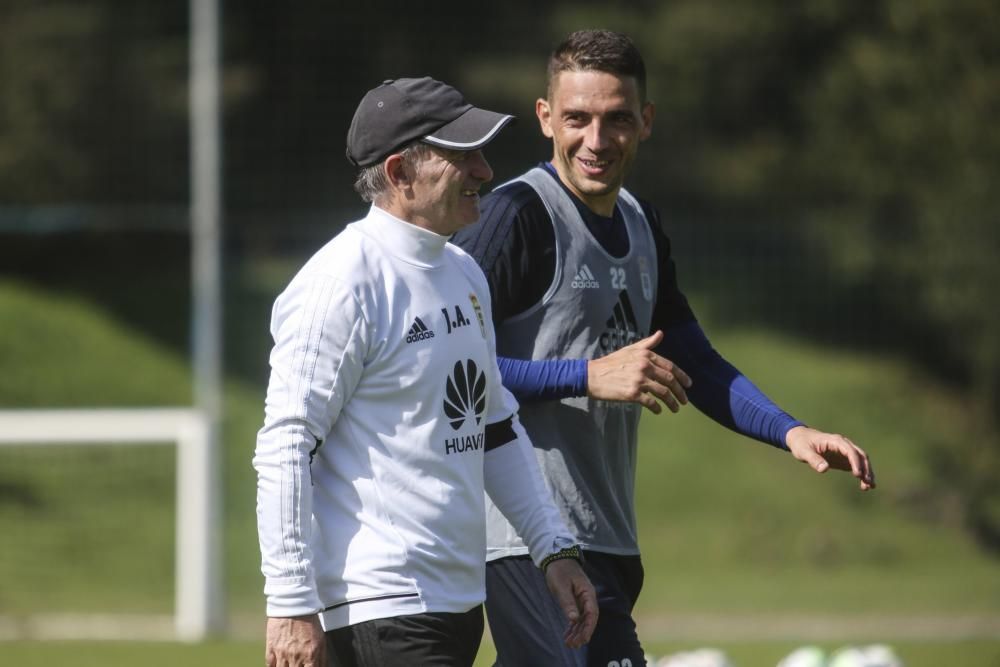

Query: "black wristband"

xmin=539 ymin=545 xmax=583 ymax=573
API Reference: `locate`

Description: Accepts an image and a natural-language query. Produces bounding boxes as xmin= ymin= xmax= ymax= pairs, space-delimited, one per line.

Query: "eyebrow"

xmin=560 ymin=106 xmax=634 ymax=119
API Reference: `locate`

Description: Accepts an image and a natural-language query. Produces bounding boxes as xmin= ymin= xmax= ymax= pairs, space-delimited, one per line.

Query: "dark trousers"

xmin=326 ymin=605 xmax=484 ymax=667
xmin=486 ymin=552 xmax=646 ymax=667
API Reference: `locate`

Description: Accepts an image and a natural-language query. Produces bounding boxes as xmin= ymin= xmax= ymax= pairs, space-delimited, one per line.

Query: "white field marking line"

xmin=634 ymin=613 xmax=1000 ymax=641
xmin=3 ymin=612 xmax=996 ymax=642
xmin=0 ymin=614 xmax=176 ymax=641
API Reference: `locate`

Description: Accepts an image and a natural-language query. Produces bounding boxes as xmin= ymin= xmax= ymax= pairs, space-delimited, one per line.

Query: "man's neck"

xmin=376 ymin=200 xmax=446 ymax=236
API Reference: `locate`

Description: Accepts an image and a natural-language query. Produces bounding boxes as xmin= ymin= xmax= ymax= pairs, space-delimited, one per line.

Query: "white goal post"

xmin=0 ymin=408 xmax=221 ymax=641
xmin=0 ymin=0 xmax=225 ymax=645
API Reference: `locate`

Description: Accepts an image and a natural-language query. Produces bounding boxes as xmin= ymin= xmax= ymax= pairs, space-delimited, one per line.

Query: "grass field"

xmin=2 ymin=638 xmax=999 ymax=667
xmin=1 ymin=278 xmax=999 ymax=665
xmin=632 ymin=327 xmax=1000 ymax=614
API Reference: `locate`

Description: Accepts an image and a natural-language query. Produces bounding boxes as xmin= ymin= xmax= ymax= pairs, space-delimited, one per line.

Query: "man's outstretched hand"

xmin=785 ymin=425 xmax=876 ymax=490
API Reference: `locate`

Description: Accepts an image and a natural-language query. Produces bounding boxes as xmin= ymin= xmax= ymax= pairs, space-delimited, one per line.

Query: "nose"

xmin=468 ymin=150 xmax=493 ymax=184
xmin=584 ymin=119 xmax=610 ymax=152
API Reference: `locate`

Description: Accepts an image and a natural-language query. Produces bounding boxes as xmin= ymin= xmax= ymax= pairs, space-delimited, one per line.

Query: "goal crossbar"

xmin=0 ymin=408 xmax=220 ymax=641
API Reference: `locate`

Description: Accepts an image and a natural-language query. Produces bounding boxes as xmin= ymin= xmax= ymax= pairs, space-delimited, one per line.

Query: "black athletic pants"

xmin=325 ymin=605 xmax=484 ymax=667
xmin=486 ymin=552 xmax=646 ymax=667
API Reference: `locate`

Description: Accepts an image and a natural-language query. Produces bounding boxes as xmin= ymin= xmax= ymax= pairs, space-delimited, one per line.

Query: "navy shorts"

xmin=485 ymin=551 xmax=646 ymax=667
xmin=325 ymin=605 xmax=484 ymax=667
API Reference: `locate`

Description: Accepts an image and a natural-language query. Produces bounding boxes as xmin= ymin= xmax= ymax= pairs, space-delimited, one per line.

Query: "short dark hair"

xmin=546 ymin=30 xmax=647 ymax=101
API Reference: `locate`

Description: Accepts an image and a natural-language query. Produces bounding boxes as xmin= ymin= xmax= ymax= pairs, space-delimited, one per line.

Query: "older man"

xmin=255 ymin=77 xmax=597 ymax=667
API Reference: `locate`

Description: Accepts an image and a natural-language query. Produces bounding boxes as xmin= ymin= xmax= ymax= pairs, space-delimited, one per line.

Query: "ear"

xmin=536 ymin=98 xmax=554 ymax=139
xmin=384 ymin=153 xmax=410 ymax=188
xmin=639 ymin=101 xmax=655 ymax=142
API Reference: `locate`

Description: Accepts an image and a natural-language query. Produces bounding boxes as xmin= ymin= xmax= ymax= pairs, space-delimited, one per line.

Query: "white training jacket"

xmin=254 ymin=205 xmax=575 ymax=630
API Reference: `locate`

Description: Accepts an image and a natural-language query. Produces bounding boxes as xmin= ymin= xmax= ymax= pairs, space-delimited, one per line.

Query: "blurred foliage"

xmin=546 ymin=3 xmax=1000 ymax=545
xmin=0 ymin=0 xmax=189 ymax=203
xmin=553 ymin=0 xmax=1000 ymax=408
xmin=0 ymin=0 xmax=997 ymax=542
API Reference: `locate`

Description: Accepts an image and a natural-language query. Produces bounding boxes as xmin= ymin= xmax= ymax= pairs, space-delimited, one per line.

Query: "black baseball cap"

xmin=345 ymin=77 xmax=515 ymax=168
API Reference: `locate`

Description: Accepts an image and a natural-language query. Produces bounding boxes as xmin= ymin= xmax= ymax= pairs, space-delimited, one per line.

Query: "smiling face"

xmin=403 ymin=146 xmax=494 ymax=235
xmin=538 ymin=69 xmax=654 ymax=217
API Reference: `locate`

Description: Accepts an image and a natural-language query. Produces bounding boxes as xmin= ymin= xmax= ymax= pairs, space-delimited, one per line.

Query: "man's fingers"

xmin=566 ymin=573 xmax=598 ymax=648
xmin=797 ymin=448 xmax=830 ymax=473
xmin=564 ymin=620 xmax=586 ymax=649
xmin=645 ymin=357 xmax=692 ymax=402
xmin=646 ymin=374 xmax=688 ymax=408
xmin=844 ymin=438 xmax=876 ymax=489
xmin=652 ymin=356 xmax=692 ymax=389
xmin=561 ymin=587 xmax=597 ymax=648
xmin=846 ymin=438 xmax=871 ymax=480
xmin=634 ymin=380 xmax=684 ymax=414
xmin=635 ymin=360 xmax=690 ymax=408
xmin=635 ymin=329 xmax=664 ymax=350
xmin=635 ymin=381 xmax=678 ymax=414
xmin=554 ymin=584 xmax=581 ymax=627
xmin=812 ymin=456 xmax=830 ymax=473
xmin=834 ymin=444 xmax=875 ymax=491
xmin=862 ymin=458 xmax=876 ymax=489
xmin=573 ymin=580 xmax=599 ymax=647
xmin=639 ymin=393 xmax=663 ymax=414
xmin=816 ymin=436 xmax=878 ymax=489
xmin=556 ymin=588 xmax=590 ymax=649
xmin=833 ymin=438 xmax=863 ymax=478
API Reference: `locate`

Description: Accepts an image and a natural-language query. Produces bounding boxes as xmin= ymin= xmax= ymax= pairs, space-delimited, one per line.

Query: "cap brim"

xmin=423 ymin=107 xmax=515 ymax=151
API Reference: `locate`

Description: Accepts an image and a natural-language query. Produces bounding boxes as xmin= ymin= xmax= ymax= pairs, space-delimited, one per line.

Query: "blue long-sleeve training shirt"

xmin=452 ymin=162 xmax=801 ymax=450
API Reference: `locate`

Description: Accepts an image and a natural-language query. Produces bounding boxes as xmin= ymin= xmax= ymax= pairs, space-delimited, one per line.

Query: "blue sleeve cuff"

xmin=660 ymin=321 xmax=801 ymax=450
xmin=496 ymin=357 xmax=588 ymax=402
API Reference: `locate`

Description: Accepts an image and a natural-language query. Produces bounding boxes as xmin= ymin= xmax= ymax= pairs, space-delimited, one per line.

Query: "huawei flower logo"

xmin=443 ymin=360 xmax=487 ymax=430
